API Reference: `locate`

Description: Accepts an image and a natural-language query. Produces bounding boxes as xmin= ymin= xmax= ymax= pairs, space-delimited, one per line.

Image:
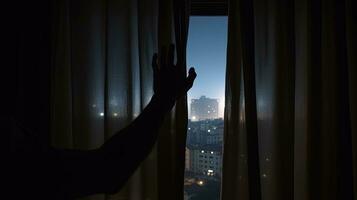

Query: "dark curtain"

xmin=3 ymin=0 xmax=52 ymax=148
xmin=222 ymin=0 xmax=357 ymax=200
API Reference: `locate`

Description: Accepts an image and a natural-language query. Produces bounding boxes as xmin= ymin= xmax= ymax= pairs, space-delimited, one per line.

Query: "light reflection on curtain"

xmin=222 ymin=0 xmax=356 ymax=200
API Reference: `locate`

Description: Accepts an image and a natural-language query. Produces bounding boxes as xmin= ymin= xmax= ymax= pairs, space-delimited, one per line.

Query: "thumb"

xmin=185 ymin=67 xmax=197 ymax=92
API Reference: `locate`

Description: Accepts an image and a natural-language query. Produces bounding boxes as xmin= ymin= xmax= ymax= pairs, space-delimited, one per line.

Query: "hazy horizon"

xmin=187 ymin=16 xmax=228 ymax=118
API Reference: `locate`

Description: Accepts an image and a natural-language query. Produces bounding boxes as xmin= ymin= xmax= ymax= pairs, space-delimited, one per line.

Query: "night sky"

xmin=187 ymin=16 xmax=228 ymax=118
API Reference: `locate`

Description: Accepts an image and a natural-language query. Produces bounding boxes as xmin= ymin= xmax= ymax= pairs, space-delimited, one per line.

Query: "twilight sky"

xmin=187 ymin=16 xmax=228 ymax=118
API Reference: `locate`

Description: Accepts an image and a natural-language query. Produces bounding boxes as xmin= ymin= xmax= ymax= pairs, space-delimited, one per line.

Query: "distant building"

xmin=185 ymin=147 xmax=191 ymax=171
xmin=190 ymin=96 xmax=219 ymax=121
xmin=185 ymin=118 xmax=224 ymax=179
xmin=187 ymin=144 xmax=222 ymax=178
xmin=187 ymin=119 xmax=223 ymax=145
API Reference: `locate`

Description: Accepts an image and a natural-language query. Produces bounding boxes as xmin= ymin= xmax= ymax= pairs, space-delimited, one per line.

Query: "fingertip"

xmin=188 ymin=67 xmax=197 ymax=78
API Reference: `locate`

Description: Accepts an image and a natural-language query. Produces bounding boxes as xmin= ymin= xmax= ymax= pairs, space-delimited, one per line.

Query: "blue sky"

xmin=187 ymin=16 xmax=228 ymax=118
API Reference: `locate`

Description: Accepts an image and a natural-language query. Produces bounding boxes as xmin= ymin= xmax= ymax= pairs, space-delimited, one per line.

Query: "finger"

xmin=188 ymin=67 xmax=196 ymax=77
xmin=185 ymin=67 xmax=197 ymax=92
xmin=168 ymin=44 xmax=175 ymax=67
xmin=160 ymin=46 xmax=167 ymax=69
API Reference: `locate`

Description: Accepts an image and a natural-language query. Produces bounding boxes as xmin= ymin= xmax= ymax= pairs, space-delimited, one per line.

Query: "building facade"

xmin=187 ymin=119 xmax=223 ymax=145
xmin=187 ymin=145 xmax=222 ymax=178
xmin=190 ymin=96 xmax=219 ymax=121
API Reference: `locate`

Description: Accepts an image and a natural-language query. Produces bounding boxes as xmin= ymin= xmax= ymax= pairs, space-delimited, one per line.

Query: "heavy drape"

xmin=50 ymin=0 xmax=189 ymax=199
xmin=222 ymin=0 xmax=357 ymax=200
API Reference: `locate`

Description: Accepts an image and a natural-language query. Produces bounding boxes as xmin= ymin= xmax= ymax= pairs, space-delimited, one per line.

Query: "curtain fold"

xmin=173 ymin=0 xmax=191 ymax=198
xmin=156 ymin=0 xmax=190 ymax=199
xmin=221 ymin=0 xmax=247 ymax=196
xmin=346 ymin=0 xmax=357 ymax=198
xmin=51 ymin=0 xmax=190 ymax=199
xmin=222 ymin=0 xmax=356 ymax=200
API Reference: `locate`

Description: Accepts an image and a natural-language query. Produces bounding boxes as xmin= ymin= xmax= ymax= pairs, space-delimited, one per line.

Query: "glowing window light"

xmin=113 ymin=113 xmax=118 ymax=117
xmin=99 ymin=112 xmax=104 ymax=117
xmin=197 ymin=180 xmax=204 ymax=186
xmin=207 ymin=169 xmax=214 ymax=176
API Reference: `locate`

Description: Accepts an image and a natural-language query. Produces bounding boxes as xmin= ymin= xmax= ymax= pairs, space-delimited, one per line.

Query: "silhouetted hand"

xmin=152 ymin=44 xmax=197 ymax=104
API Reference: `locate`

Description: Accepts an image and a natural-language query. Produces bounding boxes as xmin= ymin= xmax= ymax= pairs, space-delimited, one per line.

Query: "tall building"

xmin=185 ymin=147 xmax=191 ymax=171
xmin=187 ymin=144 xmax=222 ymax=178
xmin=190 ymin=96 xmax=219 ymax=121
xmin=186 ymin=119 xmax=224 ymax=179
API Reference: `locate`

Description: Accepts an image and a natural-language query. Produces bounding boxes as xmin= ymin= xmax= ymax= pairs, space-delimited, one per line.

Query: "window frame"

xmin=190 ymin=0 xmax=228 ymax=16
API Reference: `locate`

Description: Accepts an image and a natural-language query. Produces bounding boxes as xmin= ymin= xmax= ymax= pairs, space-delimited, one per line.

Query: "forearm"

xmin=48 ymin=95 xmax=175 ymax=198
xmin=53 ymin=45 xmax=196 ymax=197
xmin=94 ymin=94 xmax=175 ymax=193
xmin=100 ymin=94 xmax=174 ymax=154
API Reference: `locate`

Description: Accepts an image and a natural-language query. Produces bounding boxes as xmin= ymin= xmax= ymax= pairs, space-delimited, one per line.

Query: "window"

xmin=183 ymin=15 xmax=228 ymax=200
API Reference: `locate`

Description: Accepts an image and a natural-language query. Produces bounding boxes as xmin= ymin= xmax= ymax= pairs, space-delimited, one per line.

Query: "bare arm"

xmin=54 ymin=45 xmax=196 ymax=198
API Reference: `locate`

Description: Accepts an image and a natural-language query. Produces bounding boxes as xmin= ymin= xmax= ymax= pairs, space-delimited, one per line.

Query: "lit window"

xmin=197 ymin=180 xmax=204 ymax=186
xmin=99 ymin=112 xmax=104 ymax=117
